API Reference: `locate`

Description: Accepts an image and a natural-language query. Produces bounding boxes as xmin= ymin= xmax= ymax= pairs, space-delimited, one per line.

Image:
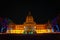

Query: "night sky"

xmin=0 ymin=0 xmax=60 ymax=24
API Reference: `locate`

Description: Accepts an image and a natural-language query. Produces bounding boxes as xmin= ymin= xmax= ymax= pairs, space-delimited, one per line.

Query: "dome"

xmin=26 ymin=11 xmax=34 ymax=23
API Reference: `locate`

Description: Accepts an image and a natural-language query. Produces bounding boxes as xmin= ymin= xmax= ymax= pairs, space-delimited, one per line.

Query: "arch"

xmin=51 ymin=16 xmax=60 ymax=32
xmin=52 ymin=24 xmax=59 ymax=32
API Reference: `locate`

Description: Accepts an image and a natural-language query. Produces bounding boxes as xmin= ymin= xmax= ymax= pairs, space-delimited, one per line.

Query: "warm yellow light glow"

xmin=7 ymin=29 xmax=52 ymax=34
xmin=36 ymin=29 xmax=48 ymax=33
xmin=7 ymin=30 xmax=24 ymax=34
xmin=47 ymin=29 xmax=51 ymax=32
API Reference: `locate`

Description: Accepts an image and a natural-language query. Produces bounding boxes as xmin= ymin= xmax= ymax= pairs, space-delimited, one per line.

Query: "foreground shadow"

xmin=0 ymin=33 xmax=60 ymax=40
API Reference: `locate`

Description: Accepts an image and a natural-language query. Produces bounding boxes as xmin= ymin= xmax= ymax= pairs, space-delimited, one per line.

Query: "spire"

xmin=48 ymin=20 xmax=50 ymax=23
xmin=47 ymin=20 xmax=50 ymax=24
xmin=25 ymin=11 xmax=34 ymax=23
xmin=28 ymin=11 xmax=31 ymax=16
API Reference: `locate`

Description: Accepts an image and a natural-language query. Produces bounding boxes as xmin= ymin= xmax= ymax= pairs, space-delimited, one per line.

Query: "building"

xmin=7 ymin=12 xmax=52 ymax=34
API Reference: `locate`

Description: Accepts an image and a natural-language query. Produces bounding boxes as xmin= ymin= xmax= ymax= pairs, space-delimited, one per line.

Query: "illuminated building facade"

xmin=6 ymin=12 xmax=52 ymax=34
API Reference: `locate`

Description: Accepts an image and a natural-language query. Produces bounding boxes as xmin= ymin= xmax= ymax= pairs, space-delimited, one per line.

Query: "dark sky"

xmin=0 ymin=0 xmax=60 ymax=24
